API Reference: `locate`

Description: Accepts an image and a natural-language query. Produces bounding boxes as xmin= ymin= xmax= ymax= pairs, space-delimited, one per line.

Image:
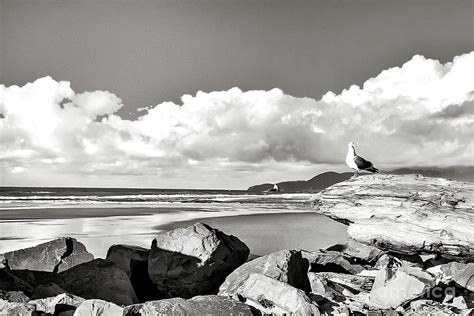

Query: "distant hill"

xmin=247 ymin=166 xmax=474 ymax=193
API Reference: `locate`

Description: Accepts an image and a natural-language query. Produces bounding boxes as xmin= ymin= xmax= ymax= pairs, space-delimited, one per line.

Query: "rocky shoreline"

xmin=1 ymin=174 xmax=473 ymax=315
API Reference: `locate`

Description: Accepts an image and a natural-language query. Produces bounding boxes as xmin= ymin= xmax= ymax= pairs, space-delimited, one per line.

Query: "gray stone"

xmin=428 ymin=262 xmax=474 ymax=291
xmin=46 ymin=259 xmax=138 ymax=306
xmin=0 ymin=290 xmax=30 ymax=303
xmin=106 ymin=244 xmax=149 ymax=276
xmin=326 ymin=238 xmax=384 ymax=264
xmin=29 ymin=293 xmax=84 ymax=314
xmin=148 ymin=222 xmax=249 ymax=298
xmin=2 ymin=237 xmax=93 ymax=273
xmin=369 ymin=266 xmax=436 ymax=309
xmin=31 ymin=282 xmax=66 ymax=299
xmin=233 ymin=273 xmax=320 ymax=315
xmin=0 ymin=298 xmax=34 ymax=315
xmin=219 ymin=249 xmax=310 ymax=297
xmin=375 ymin=253 xmax=424 ymax=269
xmin=124 ymin=295 xmax=253 ymax=316
xmin=74 ymin=299 xmax=124 ymax=316
xmin=303 ymin=250 xmax=366 ymax=274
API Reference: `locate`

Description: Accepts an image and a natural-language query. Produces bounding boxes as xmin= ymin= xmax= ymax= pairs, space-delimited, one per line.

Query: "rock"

xmin=124 ymin=295 xmax=254 ymax=316
xmin=148 ymin=222 xmax=249 ymax=298
xmin=312 ymin=174 xmax=474 ymax=260
xmin=106 ymin=244 xmax=149 ymax=276
xmin=0 ymin=290 xmax=30 ymax=303
xmin=0 ymin=269 xmax=34 ymax=294
xmin=31 ymin=282 xmax=66 ymax=299
xmin=0 ymin=298 xmax=34 ymax=315
xmin=308 ymin=273 xmax=347 ymax=301
xmin=234 ymin=273 xmax=320 ymax=315
xmin=219 ymin=249 xmax=310 ymax=297
xmin=326 ymin=238 xmax=384 ymax=264
xmin=408 ymin=299 xmax=460 ymax=315
xmin=312 ymin=272 xmax=374 ymax=294
xmin=375 ymin=253 xmax=424 ymax=269
xmin=45 ymin=259 xmax=138 ymax=306
xmin=29 ymin=293 xmax=84 ymax=314
xmin=428 ymin=262 xmax=474 ymax=291
xmin=450 ymin=296 xmax=469 ymax=310
xmin=303 ymin=250 xmax=366 ymax=274
xmin=106 ymin=244 xmax=156 ymax=302
xmin=2 ymin=237 xmax=94 ymax=273
xmin=369 ymin=266 xmax=436 ymax=309
xmin=74 ymin=299 xmax=124 ymax=316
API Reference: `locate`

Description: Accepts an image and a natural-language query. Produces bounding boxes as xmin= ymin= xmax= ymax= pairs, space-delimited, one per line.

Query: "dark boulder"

xmin=303 ymin=250 xmax=366 ymax=274
xmin=2 ymin=237 xmax=93 ymax=273
xmin=45 ymin=259 xmax=138 ymax=306
xmin=148 ymin=222 xmax=249 ymax=298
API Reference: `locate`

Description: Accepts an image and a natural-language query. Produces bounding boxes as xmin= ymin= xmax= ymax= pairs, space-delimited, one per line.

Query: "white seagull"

xmin=345 ymin=142 xmax=379 ymax=177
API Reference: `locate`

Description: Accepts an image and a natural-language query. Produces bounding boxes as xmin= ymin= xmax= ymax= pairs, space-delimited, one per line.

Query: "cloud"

xmin=1 ymin=52 xmax=473 ymax=187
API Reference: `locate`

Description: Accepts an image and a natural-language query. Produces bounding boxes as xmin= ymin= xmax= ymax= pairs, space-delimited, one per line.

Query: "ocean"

xmin=0 ymin=187 xmax=347 ymax=257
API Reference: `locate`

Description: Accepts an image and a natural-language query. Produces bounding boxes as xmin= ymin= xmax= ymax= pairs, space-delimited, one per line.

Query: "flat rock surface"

xmin=312 ymin=174 xmax=474 ymax=259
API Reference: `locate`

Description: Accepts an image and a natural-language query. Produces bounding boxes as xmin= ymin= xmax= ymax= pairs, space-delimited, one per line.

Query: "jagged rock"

xmin=219 ymin=249 xmax=310 ymax=297
xmin=0 ymin=269 xmax=34 ymax=294
xmin=427 ymin=262 xmax=474 ymax=291
xmin=2 ymin=237 xmax=94 ymax=273
xmin=369 ymin=266 xmax=436 ymax=309
xmin=106 ymin=244 xmax=156 ymax=302
xmin=29 ymin=293 xmax=84 ymax=314
xmin=308 ymin=273 xmax=347 ymax=301
xmin=234 ymin=273 xmax=320 ymax=315
xmin=0 ymin=298 xmax=34 ymax=315
xmin=124 ymin=295 xmax=254 ymax=316
xmin=303 ymin=250 xmax=366 ymax=274
xmin=312 ymin=174 xmax=474 ymax=260
xmin=74 ymin=299 xmax=124 ymax=316
xmin=31 ymin=282 xmax=66 ymax=299
xmin=375 ymin=253 xmax=424 ymax=269
xmin=326 ymin=238 xmax=384 ymax=264
xmin=311 ymin=272 xmax=374 ymax=294
xmin=148 ymin=222 xmax=249 ymax=298
xmin=45 ymin=259 xmax=138 ymax=306
xmin=0 ymin=290 xmax=30 ymax=303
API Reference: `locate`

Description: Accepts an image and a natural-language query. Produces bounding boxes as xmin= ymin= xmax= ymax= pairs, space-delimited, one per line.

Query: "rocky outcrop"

xmin=219 ymin=249 xmax=310 ymax=297
xmin=312 ymin=174 xmax=474 ymax=260
xmin=124 ymin=295 xmax=254 ymax=316
xmin=148 ymin=222 xmax=249 ymax=298
xmin=45 ymin=259 xmax=138 ymax=306
xmin=2 ymin=237 xmax=94 ymax=273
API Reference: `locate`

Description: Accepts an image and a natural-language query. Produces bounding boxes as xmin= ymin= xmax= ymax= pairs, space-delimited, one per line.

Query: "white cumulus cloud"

xmin=1 ymin=52 xmax=473 ymax=187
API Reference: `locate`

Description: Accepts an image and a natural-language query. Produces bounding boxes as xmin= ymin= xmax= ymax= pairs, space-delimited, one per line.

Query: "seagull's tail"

xmin=366 ymin=166 xmax=379 ymax=173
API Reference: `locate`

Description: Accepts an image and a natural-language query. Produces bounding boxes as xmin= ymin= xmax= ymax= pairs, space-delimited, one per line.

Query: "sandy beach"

xmin=0 ymin=206 xmax=347 ymax=258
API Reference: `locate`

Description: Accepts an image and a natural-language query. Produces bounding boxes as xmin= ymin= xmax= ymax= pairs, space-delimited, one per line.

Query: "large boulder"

xmin=219 ymin=249 xmax=310 ymax=297
xmin=45 ymin=259 xmax=138 ymax=306
xmin=232 ymin=273 xmax=320 ymax=315
xmin=148 ymin=222 xmax=249 ymax=298
xmin=74 ymin=299 xmax=124 ymax=316
xmin=124 ymin=295 xmax=254 ymax=316
xmin=369 ymin=266 xmax=436 ymax=309
xmin=326 ymin=238 xmax=384 ymax=264
xmin=106 ymin=244 xmax=156 ymax=302
xmin=29 ymin=293 xmax=84 ymax=314
xmin=0 ymin=270 xmax=34 ymax=294
xmin=31 ymin=282 xmax=66 ymax=299
xmin=2 ymin=237 xmax=93 ymax=273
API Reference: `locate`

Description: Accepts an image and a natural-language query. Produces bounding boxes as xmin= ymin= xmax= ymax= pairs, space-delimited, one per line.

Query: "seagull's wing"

xmin=354 ymin=155 xmax=373 ymax=170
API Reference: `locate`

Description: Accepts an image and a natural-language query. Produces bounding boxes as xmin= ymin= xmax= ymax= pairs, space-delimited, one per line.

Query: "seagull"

xmin=345 ymin=142 xmax=379 ymax=177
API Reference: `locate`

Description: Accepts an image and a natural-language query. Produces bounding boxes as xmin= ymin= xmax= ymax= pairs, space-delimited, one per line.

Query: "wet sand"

xmin=0 ymin=207 xmax=347 ymax=257
xmin=155 ymin=212 xmax=348 ymax=255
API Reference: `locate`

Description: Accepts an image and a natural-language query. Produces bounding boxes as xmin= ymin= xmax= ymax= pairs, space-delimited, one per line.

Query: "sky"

xmin=0 ymin=0 xmax=473 ymax=189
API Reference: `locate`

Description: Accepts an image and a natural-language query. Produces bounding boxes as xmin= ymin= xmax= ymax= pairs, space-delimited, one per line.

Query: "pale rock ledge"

xmin=312 ymin=174 xmax=474 ymax=260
